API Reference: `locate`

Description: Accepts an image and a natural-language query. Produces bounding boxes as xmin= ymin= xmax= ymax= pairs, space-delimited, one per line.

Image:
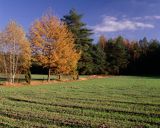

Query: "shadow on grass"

xmin=0 ymin=77 xmax=56 ymax=83
xmin=0 ymin=122 xmax=17 ymax=128
xmin=142 ymin=75 xmax=160 ymax=79
xmin=31 ymin=78 xmax=56 ymax=81
xmin=0 ymin=77 xmax=7 ymax=81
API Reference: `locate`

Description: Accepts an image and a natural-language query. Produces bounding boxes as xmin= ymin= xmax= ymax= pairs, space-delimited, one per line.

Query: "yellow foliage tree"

xmin=30 ymin=12 xmax=80 ymax=81
xmin=0 ymin=21 xmax=31 ymax=83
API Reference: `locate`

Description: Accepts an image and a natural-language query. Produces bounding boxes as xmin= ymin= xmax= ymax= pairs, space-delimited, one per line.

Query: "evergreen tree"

xmin=105 ymin=36 xmax=128 ymax=74
xmin=147 ymin=40 xmax=160 ymax=74
xmin=91 ymin=44 xmax=106 ymax=74
xmin=62 ymin=9 xmax=94 ymax=74
xmin=139 ymin=37 xmax=149 ymax=55
xmin=126 ymin=41 xmax=141 ymax=75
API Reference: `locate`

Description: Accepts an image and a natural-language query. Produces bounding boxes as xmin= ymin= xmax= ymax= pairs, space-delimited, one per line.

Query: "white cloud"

xmin=152 ymin=15 xmax=160 ymax=19
xmin=133 ymin=15 xmax=160 ymax=20
xmin=92 ymin=16 xmax=154 ymax=33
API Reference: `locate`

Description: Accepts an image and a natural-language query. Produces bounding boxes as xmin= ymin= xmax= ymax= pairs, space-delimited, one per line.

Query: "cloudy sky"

xmin=0 ymin=0 xmax=160 ymax=42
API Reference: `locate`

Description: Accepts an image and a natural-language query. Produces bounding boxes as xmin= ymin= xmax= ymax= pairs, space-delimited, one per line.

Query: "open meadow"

xmin=0 ymin=76 xmax=160 ymax=128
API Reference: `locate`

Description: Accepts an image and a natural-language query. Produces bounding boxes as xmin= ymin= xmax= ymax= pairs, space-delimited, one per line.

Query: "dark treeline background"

xmin=31 ymin=9 xmax=160 ymax=76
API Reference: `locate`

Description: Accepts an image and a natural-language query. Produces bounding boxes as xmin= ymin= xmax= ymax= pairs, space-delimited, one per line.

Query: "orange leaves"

xmin=30 ymin=12 xmax=80 ymax=77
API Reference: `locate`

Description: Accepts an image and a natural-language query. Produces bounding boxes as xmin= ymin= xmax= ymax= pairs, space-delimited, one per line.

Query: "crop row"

xmin=0 ymin=98 xmax=159 ymax=127
xmin=5 ymin=97 xmax=159 ymax=118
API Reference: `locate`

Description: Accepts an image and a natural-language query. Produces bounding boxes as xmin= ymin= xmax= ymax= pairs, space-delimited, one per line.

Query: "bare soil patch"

xmin=87 ymin=75 xmax=111 ymax=79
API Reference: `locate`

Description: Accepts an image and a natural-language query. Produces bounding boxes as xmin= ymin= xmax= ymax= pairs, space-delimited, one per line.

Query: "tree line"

xmin=98 ymin=36 xmax=160 ymax=75
xmin=0 ymin=9 xmax=160 ymax=84
xmin=61 ymin=9 xmax=160 ymax=76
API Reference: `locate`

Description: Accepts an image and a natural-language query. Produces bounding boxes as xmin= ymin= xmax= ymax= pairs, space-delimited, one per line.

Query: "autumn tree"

xmin=30 ymin=12 xmax=80 ymax=81
xmin=0 ymin=21 xmax=31 ymax=83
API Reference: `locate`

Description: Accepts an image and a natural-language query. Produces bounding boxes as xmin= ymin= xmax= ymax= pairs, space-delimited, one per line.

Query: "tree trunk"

xmin=12 ymin=74 xmax=15 ymax=83
xmin=77 ymin=74 xmax=79 ymax=80
xmin=47 ymin=68 xmax=51 ymax=82
xmin=9 ymin=53 xmax=12 ymax=83
xmin=3 ymin=55 xmax=8 ymax=81
xmin=58 ymin=74 xmax=61 ymax=80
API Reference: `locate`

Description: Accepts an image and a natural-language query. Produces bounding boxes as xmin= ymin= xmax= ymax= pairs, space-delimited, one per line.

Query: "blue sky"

xmin=0 ymin=0 xmax=160 ymax=42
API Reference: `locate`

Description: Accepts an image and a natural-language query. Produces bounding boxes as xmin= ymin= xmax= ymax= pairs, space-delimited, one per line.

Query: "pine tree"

xmin=139 ymin=37 xmax=149 ymax=55
xmin=91 ymin=44 xmax=106 ymax=74
xmin=62 ymin=9 xmax=94 ymax=75
xmin=105 ymin=36 xmax=128 ymax=74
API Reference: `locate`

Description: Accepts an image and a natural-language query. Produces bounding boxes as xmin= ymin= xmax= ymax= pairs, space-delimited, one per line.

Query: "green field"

xmin=0 ymin=76 xmax=160 ymax=128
